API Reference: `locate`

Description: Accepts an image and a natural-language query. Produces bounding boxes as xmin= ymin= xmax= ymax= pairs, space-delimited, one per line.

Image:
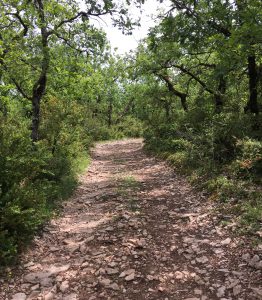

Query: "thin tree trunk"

xmin=214 ymin=75 xmax=226 ymax=113
xmin=31 ymin=91 xmax=43 ymax=142
xmin=245 ymin=55 xmax=259 ymax=115
xmin=180 ymin=94 xmax=188 ymax=112
xmin=159 ymin=74 xmax=188 ymax=111
xmin=164 ymin=100 xmax=172 ymax=121
xmin=108 ymin=98 xmax=113 ymax=127
xmin=31 ymin=0 xmax=50 ymax=142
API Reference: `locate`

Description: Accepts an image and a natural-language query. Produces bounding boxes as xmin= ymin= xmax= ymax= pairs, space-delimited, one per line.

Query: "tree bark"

xmin=164 ymin=100 xmax=172 ymax=121
xmin=159 ymin=74 xmax=188 ymax=111
xmin=108 ymin=98 xmax=113 ymax=127
xmin=245 ymin=55 xmax=259 ymax=115
xmin=31 ymin=0 xmax=50 ymax=142
xmin=214 ymin=75 xmax=226 ymax=113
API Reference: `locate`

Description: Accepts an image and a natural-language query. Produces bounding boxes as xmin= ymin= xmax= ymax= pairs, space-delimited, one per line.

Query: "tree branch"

xmin=157 ymin=73 xmax=188 ymax=111
xmin=10 ymin=77 xmax=32 ymax=100
xmin=48 ymin=9 xmax=114 ymax=36
xmin=6 ymin=11 xmax=29 ymax=37
xmin=170 ymin=63 xmax=217 ymax=96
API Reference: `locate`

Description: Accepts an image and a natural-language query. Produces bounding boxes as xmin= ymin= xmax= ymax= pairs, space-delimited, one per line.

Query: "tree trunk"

xmin=31 ymin=94 xmax=42 ymax=142
xmin=108 ymin=98 xmax=113 ymax=127
xmin=31 ymin=0 xmax=49 ymax=142
xmin=164 ymin=100 xmax=170 ymax=121
xmin=214 ymin=75 xmax=226 ymax=113
xmin=159 ymin=74 xmax=188 ymax=111
xmin=31 ymin=57 xmax=48 ymax=142
xmin=180 ymin=94 xmax=188 ymax=112
xmin=245 ymin=55 xmax=259 ymax=115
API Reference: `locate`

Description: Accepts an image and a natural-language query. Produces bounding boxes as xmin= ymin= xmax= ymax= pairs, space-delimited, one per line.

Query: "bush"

xmin=143 ymin=107 xmax=262 ymax=233
xmin=233 ymin=139 xmax=262 ymax=182
xmin=0 ymin=97 xmax=91 ymax=265
xmin=113 ymin=116 xmax=144 ymax=138
xmin=0 ymin=116 xmax=51 ymax=264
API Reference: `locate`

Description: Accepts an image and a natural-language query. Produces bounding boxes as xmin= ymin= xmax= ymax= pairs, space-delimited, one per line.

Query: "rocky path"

xmin=1 ymin=139 xmax=261 ymax=300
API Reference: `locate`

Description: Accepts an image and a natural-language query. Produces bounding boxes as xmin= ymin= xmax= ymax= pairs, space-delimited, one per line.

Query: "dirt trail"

xmin=1 ymin=139 xmax=261 ymax=300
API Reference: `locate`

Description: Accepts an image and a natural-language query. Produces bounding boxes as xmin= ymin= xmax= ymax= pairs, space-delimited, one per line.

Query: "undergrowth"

xmin=144 ymin=112 xmax=262 ymax=237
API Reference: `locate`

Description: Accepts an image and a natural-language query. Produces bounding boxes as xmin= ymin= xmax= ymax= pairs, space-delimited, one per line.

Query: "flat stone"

xmin=109 ymin=283 xmax=120 ymax=291
xmin=242 ymin=253 xmax=250 ymax=261
xmin=125 ymin=273 xmax=135 ymax=281
xmin=249 ymin=255 xmax=260 ymax=268
xmin=49 ymin=264 xmax=70 ymax=275
xmin=24 ymin=271 xmax=52 ymax=284
xmin=232 ymin=271 xmax=243 ymax=276
xmin=65 ymin=244 xmax=79 ymax=253
xmin=255 ymin=260 xmax=262 ymax=270
xmin=40 ymin=277 xmax=54 ymax=287
xmin=86 ymin=236 xmax=95 ymax=242
xmin=64 ymin=294 xmax=77 ymax=300
xmin=21 ymin=283 xmax=31 ymax=289
xmin=217 ymin=286 xmax=226 ymax=297
xmin=217 ymin=269 xmax=229 ymax=273
xmin=60 ymin=281 xmax=69 ymax=293
xmin=105 ymin=226 xmax=114 ymax=232
xmin=27 ymin=291 xmax=40 ymax=300
xmin=12 ymin=293 xmax=27 ymax=300
xmin=196 ymin=256 xmax=208 ymax=264
xmin=24 ymin=262 xmax=35 ymax=268
xmin=43 ymin=292 xmax=54 ymax=300
xmin=30 ymin=284 xmax=39 ymax=291
xmin=146 ymin=275 xmax=155 ymax=281
xmin=119 ymin=269 xmax=135 ymax=278
xmin=106 ymin=268 xmax=119 ymax=275
xmin=99 ymin=278 xmax=111 ymax=286
xmin=174 ymin=271 xmax=184 ymax=279
xmin=159 ymin=225 xmax=167 ymax=229
xmin=194 ymin=289 xmax=202 ymax=295
xmin=221 ymin=238 xmax=231 ymax=245
xmin=79 ymin=244 xmax=87 ymax=253
xmin=108 ymin=261 xmax=117 ymax=267
xmin=228 ymin=279 xmax=240 ymax=289
xmin=24 ymin=264 xmax=70 ymax=284
xmin=233 ymin=285 xmax=242 ymax=296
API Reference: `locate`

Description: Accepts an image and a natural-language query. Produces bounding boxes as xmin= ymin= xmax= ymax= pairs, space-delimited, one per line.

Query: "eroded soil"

xmin=1 ymin=139 xmax=261 ymax=300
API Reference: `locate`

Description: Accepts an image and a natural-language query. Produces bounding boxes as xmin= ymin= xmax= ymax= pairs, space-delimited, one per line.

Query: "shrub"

xmin=234 ymin=139 xmax=262 ymax=182
xmin=0 ymin=97 xmax=91 ymax=265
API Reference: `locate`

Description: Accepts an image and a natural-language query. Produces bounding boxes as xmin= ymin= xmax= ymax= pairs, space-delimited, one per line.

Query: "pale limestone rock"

xmin=221 ymin=238 xmax=231 ymax=245
xmin=233 ymin=285 xmax=242 ymax=296
xmin=125 ymin=273 xmax=135 ymax=281
xmin=216 ymin=286 xmax=226 ymax=297
xmin=60 ymin=281 xmax=69 ymax=293
xmin=12 ymin=293 xmax=27 ymax=300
